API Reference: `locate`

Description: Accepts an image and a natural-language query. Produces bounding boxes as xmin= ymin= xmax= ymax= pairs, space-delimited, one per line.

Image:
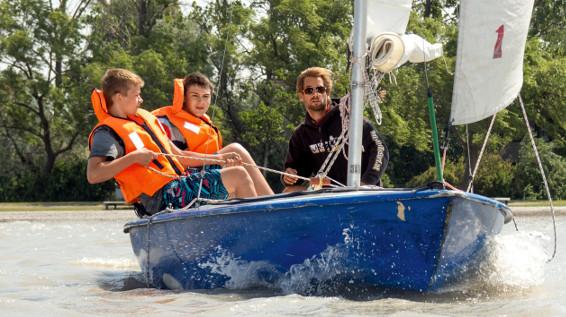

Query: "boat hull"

xmin=124 ymin=189 xmax=511 ymax=292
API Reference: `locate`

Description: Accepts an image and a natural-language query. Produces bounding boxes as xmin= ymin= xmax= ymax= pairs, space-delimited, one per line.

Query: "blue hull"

xmin=124 ymin=188 xmax=512 ymax=292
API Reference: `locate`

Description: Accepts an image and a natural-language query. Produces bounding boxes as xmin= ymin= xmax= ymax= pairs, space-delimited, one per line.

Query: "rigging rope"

xmin=156 ymin=152 xmax=312 ymax=183
xmin=465 ymin=114 xmax=497 ymax=192
xmin=518 ymin=95 xmax=557 ymax=262
xmin=465 ymin=124 xmax=473 ymax=187
xmin=312 ymin=31 xmax=389 ymax=188
xmin=366 ymin=70 xmax=385 ymax=125
xmin=313 ymin=95 xmax=350 ymax=187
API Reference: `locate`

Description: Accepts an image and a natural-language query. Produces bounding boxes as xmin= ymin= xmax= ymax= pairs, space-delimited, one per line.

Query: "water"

xmin=0 ymin=210 xmax=565 ymax=316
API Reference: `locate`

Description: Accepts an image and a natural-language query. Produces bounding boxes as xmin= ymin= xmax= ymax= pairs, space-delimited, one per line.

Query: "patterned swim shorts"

xmin=161 ymin=167 xmax=228 ymax=210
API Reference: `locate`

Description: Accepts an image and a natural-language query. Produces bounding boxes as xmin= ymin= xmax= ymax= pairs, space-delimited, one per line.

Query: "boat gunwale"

xmin=123 ymin=188 xmax=511 ymax=233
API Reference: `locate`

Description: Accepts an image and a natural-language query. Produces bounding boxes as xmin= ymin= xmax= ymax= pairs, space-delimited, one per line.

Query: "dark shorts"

xmin=160 ymin=167 xmax=228 ymax=210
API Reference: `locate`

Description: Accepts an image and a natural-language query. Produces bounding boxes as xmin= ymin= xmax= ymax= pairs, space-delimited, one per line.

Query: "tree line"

xmin=0 ymin=0 xmax=564 ymax=202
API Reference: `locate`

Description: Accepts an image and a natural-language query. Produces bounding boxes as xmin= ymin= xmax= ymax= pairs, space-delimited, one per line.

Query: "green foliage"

xmin=406 ymin=158 xmax=463 ymax=188
xmin=512 ymin=139 xmax=566 ymax=200
xmin=0 ymin=0 xmax=90 ymax=181
xmin=0 ymin=0 xmax=565 ymax=201
xmin=472 ymin=154 xmax=514 ymax=197
xmin=530 ymin=0 xmax=566 ymax=56
xmin=521 ymin=50 xmax=566 ymax=153
xmin=0 ymin=157 xmax=113 ymax=202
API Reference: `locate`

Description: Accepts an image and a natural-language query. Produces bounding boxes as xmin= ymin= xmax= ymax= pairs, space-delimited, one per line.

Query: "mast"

xmin=347 ymin=0 xmax=367 ymax=187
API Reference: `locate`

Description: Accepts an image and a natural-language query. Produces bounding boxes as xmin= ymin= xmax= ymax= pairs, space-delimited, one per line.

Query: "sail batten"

xmin=450 ymin=0 xmax=535 ymax=125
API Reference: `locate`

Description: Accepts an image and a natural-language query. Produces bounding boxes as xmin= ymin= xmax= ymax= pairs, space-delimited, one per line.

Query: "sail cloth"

xmin=449 ymin=0 xmax=535 ymax=125
xmin=366 ymin=0 xmax=412 ymax=40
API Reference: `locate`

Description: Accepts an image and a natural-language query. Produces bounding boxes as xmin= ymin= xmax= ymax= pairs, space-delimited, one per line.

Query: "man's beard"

xmin=307 ymin=98 xmax=327 ymax=112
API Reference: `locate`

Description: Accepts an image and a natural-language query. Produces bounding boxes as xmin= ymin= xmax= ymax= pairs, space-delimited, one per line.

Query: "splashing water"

xmin=481 ymin=231 xmax=547 ymax=289
xmin=199 ymin=246 xmax=282 ymax=289
xmin=278 ymin=244 xmax=350 ymax=295
xmin=437 ymin=230 xmax=548 ymax=297
xmin=74 ymin=257 xmax=139 ymax=270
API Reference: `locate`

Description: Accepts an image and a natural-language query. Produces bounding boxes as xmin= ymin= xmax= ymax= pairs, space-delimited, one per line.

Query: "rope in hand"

xmin=154 ymin=152 xmax=312 ymax=183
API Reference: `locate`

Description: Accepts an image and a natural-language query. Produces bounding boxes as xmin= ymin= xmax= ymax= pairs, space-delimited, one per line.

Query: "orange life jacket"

xmin=152 ymin=79 xmax=222 ymax=154
xmin=88 ymin=89 xmax=185 ymax=203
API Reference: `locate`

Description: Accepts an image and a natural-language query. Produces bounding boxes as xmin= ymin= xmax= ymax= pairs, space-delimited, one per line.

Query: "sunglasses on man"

xmin=303 ymin=86 xmax=327 ymax=95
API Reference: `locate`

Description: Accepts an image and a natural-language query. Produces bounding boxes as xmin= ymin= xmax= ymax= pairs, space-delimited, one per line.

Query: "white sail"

xmin=450 ymin=0 xmax=535 ymax=125
xmin=366 ymin=0 xmax=412 ymax=40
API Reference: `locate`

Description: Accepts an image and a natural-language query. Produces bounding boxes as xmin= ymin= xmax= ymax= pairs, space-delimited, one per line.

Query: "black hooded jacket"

xmin=283 ymin=102 xmax=388 ymax=186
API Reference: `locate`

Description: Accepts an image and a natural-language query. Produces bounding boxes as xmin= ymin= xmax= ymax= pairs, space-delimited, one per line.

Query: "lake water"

xmin=0 ymin=209 xmax=564 ymax=316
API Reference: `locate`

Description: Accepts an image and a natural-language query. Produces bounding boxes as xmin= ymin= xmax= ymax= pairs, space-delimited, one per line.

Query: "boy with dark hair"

xmin=153 ymin=72 xmax=273 ymax=196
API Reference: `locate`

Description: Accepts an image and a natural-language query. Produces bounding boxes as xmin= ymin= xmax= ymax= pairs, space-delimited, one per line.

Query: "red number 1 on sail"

xmin=493 ymin=25 xmax=504 ymax=59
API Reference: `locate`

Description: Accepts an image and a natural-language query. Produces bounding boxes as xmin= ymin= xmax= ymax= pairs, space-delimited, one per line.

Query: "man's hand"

xmin=283 ymin=168 xmax=299 ymax=185
xmin=309 ymin=176 xmax=331 ymax=188
xmin=131 ymin=148 xmax=158 ymax=166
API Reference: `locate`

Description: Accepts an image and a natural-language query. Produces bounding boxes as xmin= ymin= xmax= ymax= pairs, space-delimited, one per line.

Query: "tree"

xmin=234 ymin=0 xmax=352 ymax=174
xmin=85 ymin=0 xmax=193 ymax=110
xmin=0 ymin=0 xmax=91 ymax=181
xmin=187 ymin=0 xmax=254 ymax=138
xmin=512 ymin=139 xmax=566 ymax=200
xmin=530 ymin=0 xmax=566 ymax=56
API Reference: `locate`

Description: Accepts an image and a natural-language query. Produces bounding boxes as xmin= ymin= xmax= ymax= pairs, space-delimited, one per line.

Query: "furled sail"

xmin=369 ymin=33 xmax=443 ymax=73
xmin=449 ymin=0 xmax=535 ymax=125
xmin=365 ymin=0 xmax=443 ymax=73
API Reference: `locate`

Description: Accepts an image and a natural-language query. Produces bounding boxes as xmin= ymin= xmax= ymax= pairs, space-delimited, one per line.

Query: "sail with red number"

xmin=450 ymin=0 xmax=535 ymax=125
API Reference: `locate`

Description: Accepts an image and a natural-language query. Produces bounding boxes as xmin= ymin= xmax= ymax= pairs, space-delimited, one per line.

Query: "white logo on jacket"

xmin=128 ymin=132 xmax=144 ymax=150
xmin=183 ymin=121 xmax=200 ymax=134
xmin=308 ymin=135 xmax=365 ymax=154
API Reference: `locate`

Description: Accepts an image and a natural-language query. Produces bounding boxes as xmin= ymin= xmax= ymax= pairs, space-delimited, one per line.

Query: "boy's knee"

xmin=229 ymin=166 xmax=252 ymax=183
xmin=225 ymin=142 xmax=247 ymax=154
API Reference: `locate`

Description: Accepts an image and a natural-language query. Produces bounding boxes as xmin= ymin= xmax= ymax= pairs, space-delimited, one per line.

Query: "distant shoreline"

xmin=1 ymin=201 xmax=564 ymax=219
xmin=1 ymin=199 xmax=564 ymax=209
xmin=0 ymin=209 xmax=135 ymax=222
xmin=508 ymin=206 xmax=566 ymax=216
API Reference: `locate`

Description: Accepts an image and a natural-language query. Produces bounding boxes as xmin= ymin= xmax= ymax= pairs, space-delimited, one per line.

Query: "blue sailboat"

xmin=125 ymin=189 xmax=511 ymax=291
xmin=124 ymin=0 xmax=534 ymax=292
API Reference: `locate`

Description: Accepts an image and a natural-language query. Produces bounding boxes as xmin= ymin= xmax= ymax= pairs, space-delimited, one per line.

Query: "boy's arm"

xmin=86 ymin=148 xmax=157 ymax=184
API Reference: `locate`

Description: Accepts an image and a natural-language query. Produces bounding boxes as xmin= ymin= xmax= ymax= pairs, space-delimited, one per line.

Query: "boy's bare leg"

xmin=220 ymin=143 xmax=274 ymax=196
xmin=220 ymin=166 xmax=257 ymax=198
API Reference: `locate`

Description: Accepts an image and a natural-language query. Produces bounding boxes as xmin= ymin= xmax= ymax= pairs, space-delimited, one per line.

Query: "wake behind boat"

xmin=124 ymin=187 xmax=511 ymax=292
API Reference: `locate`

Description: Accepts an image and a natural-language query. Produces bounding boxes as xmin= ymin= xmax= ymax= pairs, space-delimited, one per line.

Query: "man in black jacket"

xmin=282 ymin=67 xmax=389 ymax=192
